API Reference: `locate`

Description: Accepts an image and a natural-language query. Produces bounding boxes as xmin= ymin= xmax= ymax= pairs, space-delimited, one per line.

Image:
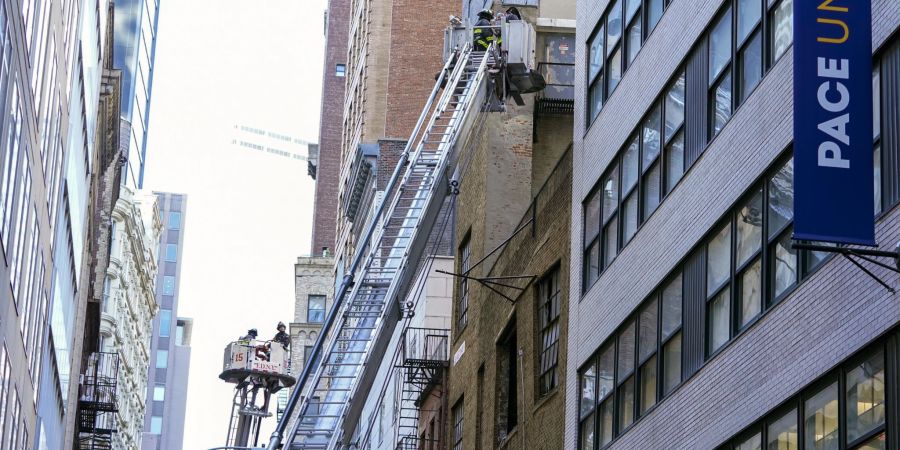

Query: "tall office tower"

xmin=95 ymin=188 xmax=161 ymax=450
xmin=308 ymin=0 xmax=348 ymax=257
xmin=0 ymin=0 xmax=104 ymax=447
xmin=141 ymin=192 xmax=191 ymax=450
xmin=114 ymin=0 xmax=160 ymax=189
xmin=571 ymin=2 xmax=900 ymax=449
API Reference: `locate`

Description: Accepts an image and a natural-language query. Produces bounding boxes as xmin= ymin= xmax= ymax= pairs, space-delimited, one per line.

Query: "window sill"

xmin=498 ymin=427 xmax=520 ymax=449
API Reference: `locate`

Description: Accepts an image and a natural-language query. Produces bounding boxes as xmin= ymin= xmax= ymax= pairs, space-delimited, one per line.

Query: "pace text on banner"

xmin=793 ymin=0 xmax=874 ymax=245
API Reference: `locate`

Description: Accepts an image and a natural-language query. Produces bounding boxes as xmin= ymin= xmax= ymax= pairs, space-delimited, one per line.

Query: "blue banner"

xmin=793 ymin=0 xmax=874 ymax=245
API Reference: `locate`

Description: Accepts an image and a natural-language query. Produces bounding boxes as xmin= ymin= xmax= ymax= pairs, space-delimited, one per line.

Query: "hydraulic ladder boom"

xmin=267 ymin=43 xmax=493 ymax=450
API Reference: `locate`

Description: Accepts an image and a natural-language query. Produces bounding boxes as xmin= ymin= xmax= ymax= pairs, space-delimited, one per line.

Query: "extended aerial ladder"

xmin=267 ymin=19 xmax=543 ymax=450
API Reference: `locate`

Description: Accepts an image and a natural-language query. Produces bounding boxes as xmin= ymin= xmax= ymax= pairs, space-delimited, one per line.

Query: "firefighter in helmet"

xmin=473 ymin=9 xmax=497 ymax=51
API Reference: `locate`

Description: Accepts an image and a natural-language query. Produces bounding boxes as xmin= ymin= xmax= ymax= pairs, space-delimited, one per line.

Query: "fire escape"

xmin=395 ymin=327 xmax=450 ymax=450
xmin=77 ymin=352 xmax=120 ymax=450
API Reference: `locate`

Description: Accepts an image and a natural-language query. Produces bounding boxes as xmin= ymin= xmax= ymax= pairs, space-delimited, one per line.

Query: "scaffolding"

xmin=76 ymin=352 xmax=119 ymax=450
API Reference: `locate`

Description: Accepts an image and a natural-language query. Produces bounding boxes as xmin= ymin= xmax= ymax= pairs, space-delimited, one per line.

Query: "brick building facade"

xmin=569 ymin=1 xmax=900 ymax=449
xmin=310 ymin=0 xmax=349 ymax=256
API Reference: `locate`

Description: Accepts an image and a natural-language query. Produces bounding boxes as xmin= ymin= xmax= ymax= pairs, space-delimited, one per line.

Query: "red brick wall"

xmin=383 ymin=0 xmax=458 ymax=140
xmin=310 ymin=0 xmax=350 ymax=255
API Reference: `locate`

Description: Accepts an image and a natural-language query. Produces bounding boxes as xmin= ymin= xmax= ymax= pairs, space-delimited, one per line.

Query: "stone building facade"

xmin=290 ymin=256 xmax=335 ymax=377
xmin=98 ymin=187 xmax=161 ymax=450
xmin=569 ymin=1 xmax=900 ymax=449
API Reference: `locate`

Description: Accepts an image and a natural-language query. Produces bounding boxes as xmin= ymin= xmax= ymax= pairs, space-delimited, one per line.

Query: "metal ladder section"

xmin=395 ymin=365 xmax=423 ymax=444
xmin=284 ymin=44 xmax=492 ymax=449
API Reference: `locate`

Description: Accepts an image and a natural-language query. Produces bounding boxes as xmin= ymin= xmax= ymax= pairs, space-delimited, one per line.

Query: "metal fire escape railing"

xmin=77 ymin=352 xmax=120 ymax=450
xmin=268 ymin=43 xmax=493 ymax=450
xmin=395 ymin=328 xmax=450 ymax=447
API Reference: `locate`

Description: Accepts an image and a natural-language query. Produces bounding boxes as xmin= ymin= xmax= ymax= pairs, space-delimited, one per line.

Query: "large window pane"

xmin=639 ymin=356 xmax=657 ymax=414
xmin=772 ymin=232 xmax=797 ymax=299
xmin=737 ymin=433 xmax=762 ymax=450
xmin=665 ymin=74 xmax=686 ymax=141
xmin=873 ymin=68 xmax=880 ymax=140
xmin=607 ymin=0 xmax=622 ymax=52
xmin=770 ymin=0 xmax=793 ymax=64
xmin=599 ymin=398 xmax=615 ymax=446
xmin=604 ymin=217 xmax=618 ymax=267
xmin=586 ymin=241 xmax=600 ymax=286
xmin=608 ymin=48 xmax=623 ymax=93
xmin=602 ymin=168 xmax=619 ymax=223
xmin=638 ymin=299 xmax=658 ymax=361
xmin=661 ymin=274 xmax=682 ymax=338
xmin=598 ymin=345 xmax=615 ymax=400
xmin=662 ymin=333 xmax=681 ymax=395
xmin=804 ymin=383 xmax=839 ymax=450
xmin=623 ymin=194 xmax=638 ymax=244
xmin=585 ymin=190 xmax=602 ymax=243
xmin=643 ymin=106 xmax=662 ymax=167
xmin=846 ymin=351 xmax=885 ymax=443
xmin=736 ymin=189 xmax=763 ymax=266
xmin=708 ymin=287 xmax=730 ymax=354
xmin=767 ymin=409 xmax=798 ymax=450
xmin=643 ymin=163 xmax=661 ymax=218
xmin=712 ymin=72 xmax=733 ymax=136
xmin=665 ymin=132 xmax=684 ymax=193
xmin=768 ymin=159 xmax=793 ymax=238
xmin=589 ymin=27 xmax=605 ymax=81
xmin=618 ymin=322 xmax=636 ymax=379
xmin=626 ymin=18 xmax=642 ymax=66
xmin=580 ymin=415 xmax=595 ymax=450
xmin=707 ymin=223 xmax=731 ymax=293
xmin=647 ymin=0 xmax=663 ymax=32
xmin=737 ymin=0 xmax=761 ymax=43
xmin=618 ymin=377 xmax=635 ymax=430
xmin=590 ymin=79 xmax=604 ymax=123
xmin=710 ymin=8 xmax=733 ymax=79
xmin=739 ymin=259 xmax=762 ymax=327
xmin=580 ymin=365 xmax=596 ymax=418
xmin=739 ymin=31 xmax=763 ymax=102
xmin=622 ymin=138 xmax=639 ymax=192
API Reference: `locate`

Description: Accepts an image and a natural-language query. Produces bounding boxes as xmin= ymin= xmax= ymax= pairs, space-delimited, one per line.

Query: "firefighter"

xmin=240 ymin=328 xmax=258 ymax=341
xmin=273 ymin=322 xmax=291 ymax=350
xmin=473 ymin=9 xmax=496 ymax=51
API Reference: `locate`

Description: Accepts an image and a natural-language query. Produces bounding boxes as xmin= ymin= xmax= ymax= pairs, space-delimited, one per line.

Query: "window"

xmin=583 ymin=71 xmax=686 ymax=292
xmin=150 ymin=415 xmax=163 ymax=434
xmin=335 ymin=64 xmax=346 ymax=77
xmin=498 ymin=325 xmax=518 ymax=437
xmin=452 ymin=398 xmax=463 ymax=450
xmin=768 ymin=0 xmax=793 ymax=65
xmin=159 ymin=310 xmax=172 ymax=337
xmin=165 ymin=244 xmax=177 ymax=262
xmin=736 ymin=0 xmax=763 ymax=102
xmin=162 ymin=275 xmax=175 ymax=295
xmin=153 ymin=384 xmax=165 ymax=402
xmin=706 ymin=222 xmax=731 ymax=355
xmin=578 ymin=270 xmax=683 ymax=449
xmin=709 ymin=7 xmax=733 ymax=136
xmin=585 ymin=0 xmax=673 ymax=127
xmin=873 ymin=65 xmax=882 ymax=215
xmin=307 ymin=295 xmax=326 ymax=323
xmin=722 ymin=347 xmax=887 ymax=450
xmin=537 ymin=268 xmax=561 ymax=396
xmin=156 ymin=350 xmax=168 ymax=369
xmin=168 ymin=211 xmax=181 ymax=230
xmin=457 ymin=236 xmax=471 ymax=330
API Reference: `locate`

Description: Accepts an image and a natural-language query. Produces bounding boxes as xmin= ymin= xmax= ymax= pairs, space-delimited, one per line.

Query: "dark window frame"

xmin=457 ymin=233 xmax=471 ymax=332
xmin=537 ymin=265 xmax=562 ymax=397
xmin=452 ymin=397 xmax=464 ymax=450
xmin=307 ymin=294 xmax=326 ymax=323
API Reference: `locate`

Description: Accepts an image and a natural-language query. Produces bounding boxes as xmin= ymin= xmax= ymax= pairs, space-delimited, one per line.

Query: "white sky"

xmin=142 ymin=0 xmax=327 ymax=447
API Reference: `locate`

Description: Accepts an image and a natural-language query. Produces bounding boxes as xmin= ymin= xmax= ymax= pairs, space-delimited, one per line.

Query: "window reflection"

xmin=804 ymin=383 xmax=839 ymax=450
xmin=845 ymin=351 xmax=885 ymax=443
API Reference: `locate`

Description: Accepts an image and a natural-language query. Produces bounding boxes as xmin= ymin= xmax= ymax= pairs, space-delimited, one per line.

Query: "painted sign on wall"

xmin=793 ymin=0 xmax=874 ymax=245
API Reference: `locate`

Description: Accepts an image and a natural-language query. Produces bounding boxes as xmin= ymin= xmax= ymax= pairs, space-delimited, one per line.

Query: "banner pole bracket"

xmin=792 ymin=242 xmax=899 ymax=294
